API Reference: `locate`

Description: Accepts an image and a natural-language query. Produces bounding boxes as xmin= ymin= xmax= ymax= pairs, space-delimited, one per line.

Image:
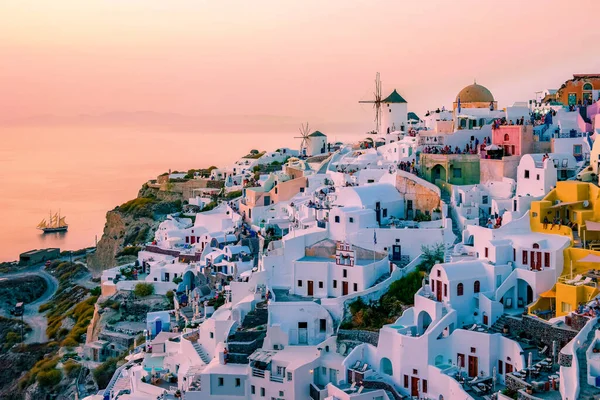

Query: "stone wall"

xmin=337 ymin=329 xmax=380 ymax=347
xmin=502 ymin=315 xmax=578 ymax=349
xmin=395 ymin=173 xmax=441 ymax=219
xmin=480 ymin=156 xmax=521 ymax=183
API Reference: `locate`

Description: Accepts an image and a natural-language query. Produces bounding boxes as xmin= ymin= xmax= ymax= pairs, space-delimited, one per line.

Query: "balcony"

xmin=252 ymin=368 xmax=265 ymax=378
xmin=270 ymin=374 xmax=284 ymax=383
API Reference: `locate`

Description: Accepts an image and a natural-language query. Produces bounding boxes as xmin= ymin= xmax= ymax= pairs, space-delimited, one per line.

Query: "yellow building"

xmin=529 ymin=181 xmax=600 ymax=318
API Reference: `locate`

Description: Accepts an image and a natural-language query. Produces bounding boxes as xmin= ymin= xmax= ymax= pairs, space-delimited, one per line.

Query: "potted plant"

xmin=503 ymin=324 xmax=509 ymax=334
xmin=526 ymin=386 xmax=533 ymax=395
xmin=175 ymin=389 xmax=182 ymax=398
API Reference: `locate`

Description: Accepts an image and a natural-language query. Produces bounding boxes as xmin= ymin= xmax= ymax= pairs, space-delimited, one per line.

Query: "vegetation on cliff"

xmin=0 ymin=275 xmax=48 ymax=309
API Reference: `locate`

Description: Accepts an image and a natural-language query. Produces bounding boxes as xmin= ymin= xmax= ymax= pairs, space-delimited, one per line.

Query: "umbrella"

xmin=492 ymin=366 xmax=497 ymax=391
xmin=485 ymin=144 xmax=501 ymax=151
xmin=552 ymin=340 xmax=557 ymax=362
xmin=528 ymin=352 xmax=533 ymax=370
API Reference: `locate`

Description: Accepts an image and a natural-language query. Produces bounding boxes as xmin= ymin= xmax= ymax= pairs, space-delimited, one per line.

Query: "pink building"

xmin=491 ymin=125 xmax=534 ymax=157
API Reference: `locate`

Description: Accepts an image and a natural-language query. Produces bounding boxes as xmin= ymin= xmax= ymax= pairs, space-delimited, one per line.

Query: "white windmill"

xmin=359 ymin=72 xmax=383 ymax=134
xmin=295 ymin=122 xmax=311 ymax=157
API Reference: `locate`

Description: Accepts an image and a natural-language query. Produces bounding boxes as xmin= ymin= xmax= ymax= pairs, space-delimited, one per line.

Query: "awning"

xmin=577 ymin=253 xmax=600 ymax=263
xmin=539 ymin=289 xmax=556 ymax=298
xmin=547 ymin=201 xmax=583 ymax=209
xmin=248 ymin=350 xmax=277 ymax=363
xmin=585 ymin=220 xmax=600 ymax=232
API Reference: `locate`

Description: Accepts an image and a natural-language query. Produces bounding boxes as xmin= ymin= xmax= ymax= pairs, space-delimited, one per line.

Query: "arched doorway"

xmin=432 ymin=164 xmax=446 ymax=182
xmin=380 ymin=357 xmax=393 ymax=375
xmin=417 ymin=311 xmax=433 ymax=335
xmin=183 ymin=270 xmax=196 ymax=291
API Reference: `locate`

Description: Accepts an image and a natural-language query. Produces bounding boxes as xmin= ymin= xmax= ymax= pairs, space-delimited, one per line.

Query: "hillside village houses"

xmin=91 ymin=76 xmax=600 ymax=400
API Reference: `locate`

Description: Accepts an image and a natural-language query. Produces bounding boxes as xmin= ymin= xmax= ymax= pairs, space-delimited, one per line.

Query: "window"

xmin=412 ymin=369 xmax=418 ymax=375
xmin=343 ymin=269 xmax=347 ymax=278
xmin=474 ymin=281 xmax=480 ymax=293
xmin=561 ymin=302 xmax=572 ymax=313
xmin=235 ymin=378 xmax=241 ymax=387
xmin=533 ymin=243 xmax=540 ymax=249
xmin=522 ymin=251 xmax=528 ymax=265
xmin=298 ymin=280 xmax=302 ymax=287
xmin=457 ymin=283 xmax=464 ymax=296
xmin=300 ymin=187 xmax=305 ymax=193
xmin=536 ymin=174 xmax=540 ymax=181
xmin=349 ymin=217 xmax=354 ymax=223
xmin=353 ymin=283 xmax=358 ymax=291
xmin=573 ymin=144 xmax=582 ymax=156
xmin=444 ymin=283 xmax=447 ymax=297
xmin=382 ymin=209 xmax=388 ymax=217
xmin=261 ymin=387 xmax=265 ymax=397
xmin=498 ymin=360 xmax=503 ymax=374
xmin=407 ymin=200 xmax=413 ymax=210
xmin=453 ymin=168 xmax=462 ymax=178
xmin=279 ymin=391 xmax=284 ymax=397
xmin=524 ymin=170 xmax=530 ymax=179
xmin=513 ymin=248 xmax=516 ymax=261
xmin=470 ymin=347 xmax=476 ymax=353
xmin=251 ymin=385 xmax=256 ymax=394
xmin=437 ymin=270 xmax=441 ymax=277
xmin=482 ymin=195 xmax=488 ymax=205
xmin=334 ymin=216 xmax=340 ymax=223
xmin=277 ymin=366 xmax=284 ymax=375
xmin=325 ymin=345 xmax=329 ymax=352
xmin=583 ymin=83 xmax=593 ymax=91
xmin=287 ymin=372 xmax=292 ymax=381
xmin=298 ymin=322 xmax=307 ymax=329
xmin=218 ymin=377 xmax=224 ymax=386
xmin=210 ymin=332 xmax=214 ymax=339
xmin=504 ymin=133 xmax=510 ymax=141
xmin=544 ymin=252 xmax=550 ymax=268
xmin=423 ymin=379 xmax=428 ymax=393
xmin=320 ymin=319 xmax=326 ymax=332
xmin=319 ymin=281 xmax=323 ymax=288
xmin=404 ymin=375 xmax=409 ymax=388
xmin=333 ymin=280 xmax=337 ymax=288
xmin=484 ymin=247 xmax=489 ymax=258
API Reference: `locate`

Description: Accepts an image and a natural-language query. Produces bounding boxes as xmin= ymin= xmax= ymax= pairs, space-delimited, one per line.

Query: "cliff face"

xmin=87 ymin=184 xmax=184 ymax=276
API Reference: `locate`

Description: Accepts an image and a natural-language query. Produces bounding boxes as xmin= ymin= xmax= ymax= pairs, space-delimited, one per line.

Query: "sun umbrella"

xmin=485 ymin=144 xmax=501 ymax=151
xmin=492 ymin=366 xmax=497 ymax=391
xmin=528 ymin=352 xmax=533 ymax=370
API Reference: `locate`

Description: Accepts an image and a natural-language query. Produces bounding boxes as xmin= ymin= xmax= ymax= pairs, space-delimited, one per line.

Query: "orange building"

xmin=556 ymin=74 xmax=600 ymax=106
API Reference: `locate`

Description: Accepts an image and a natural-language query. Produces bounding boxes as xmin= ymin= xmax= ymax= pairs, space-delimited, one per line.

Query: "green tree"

xmin=134 ymin=283 xmax=154 ymax=297
xmin=419 ymin=243 xmax=445 ymax=272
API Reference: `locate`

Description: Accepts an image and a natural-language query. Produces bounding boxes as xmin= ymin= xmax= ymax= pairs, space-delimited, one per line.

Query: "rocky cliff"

xmin=87 ymin=183 xmax=184 ymax=275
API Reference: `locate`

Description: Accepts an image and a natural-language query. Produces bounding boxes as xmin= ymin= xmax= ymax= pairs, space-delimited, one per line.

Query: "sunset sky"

xmin=2 ymin=0 xmax=600 ymax=124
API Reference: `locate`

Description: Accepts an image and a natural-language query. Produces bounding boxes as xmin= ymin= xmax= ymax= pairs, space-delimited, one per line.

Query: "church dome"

xmin=456 ymin=83 xmax=494 ymax=103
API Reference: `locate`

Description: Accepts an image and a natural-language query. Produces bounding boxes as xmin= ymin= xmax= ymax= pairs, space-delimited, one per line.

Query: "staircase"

xmin=576 ymin=322 xmax=600 ymax=399
xmin=192 ymin=342 xmax=211 ymax=364
xmin=489 ymin=315 xmax=511 ymax=334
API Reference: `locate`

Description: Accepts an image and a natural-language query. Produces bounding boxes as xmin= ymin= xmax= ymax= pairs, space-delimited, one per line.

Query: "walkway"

xmin=576 ymin=321 xmax=600 ymax=399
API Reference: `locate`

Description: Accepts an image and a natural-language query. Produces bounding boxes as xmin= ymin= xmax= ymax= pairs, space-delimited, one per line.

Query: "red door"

xmin=307 ymin=281 xmax=314 ymax=296
xmin=436 ymin=280 xmax=442 ymax=301
xmin=468 ymin=356 xmax=478 ymax=378
xmin=411 ymin=377 xmax=420 ymax=397
xmin=342 ymin=281 xmax=349 ymax=296
xmin=483 ymin=314 xmax=488 ymax=325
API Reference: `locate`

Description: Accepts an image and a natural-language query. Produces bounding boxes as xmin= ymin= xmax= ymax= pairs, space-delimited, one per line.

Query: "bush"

xmin=61 ymin=337 xmax=79 ymax=348
xmin=134 ymin=283 xmax=154 ymax=297
xmin=90 ymin=286 xmax=101 ymax=296
xmin=172 ymin=277 xmax=183 ymax=284
xmin=117 ymin=246 xmax=142 ymax=257
xmin=225 ymin=190 xmax=243 ymax=199
xmin=37 ymin=369 xmax=62 ymax=387
xmin=94 ymin=358 xmax=119 ymax=389
xmin=63 ymin=360 xmax=81 ymax=378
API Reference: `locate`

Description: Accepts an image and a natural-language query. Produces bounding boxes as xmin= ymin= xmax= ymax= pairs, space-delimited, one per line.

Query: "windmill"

xmin=295 ymin=122 xmax=311 ymax=156
xmin=359 ymin=72 xmax=383 ymax=134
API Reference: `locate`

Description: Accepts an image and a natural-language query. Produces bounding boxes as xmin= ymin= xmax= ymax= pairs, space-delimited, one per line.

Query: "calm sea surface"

xmin=0 ymin=125 xmax=362 ymax=261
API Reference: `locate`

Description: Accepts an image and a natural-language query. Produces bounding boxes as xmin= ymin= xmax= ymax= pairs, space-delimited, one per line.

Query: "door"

xmin=468 ymin=356 xmax=479 ymax=378
xmin=375 ymin=202 xmax=381 ymax=225
xmin=436 ymin=280 xmax=442 ymax=302
xmin=483 ymin=314 xmax=488 ymax=325
xmin=190 ymin=236 xmax=196 ymax=244
xmin=155 ymin=319 xmax=162 ymax=335
xmin=505 ymin=363 xmax=513 ymax=374
xmin=329 ymin=368 xmax=337 ymax=384
xmin=411 ymin=377 xmax=420 ymax=397
xmin=263 ymin=196 xmax=270 ymax=206
xmin=342 ymin=281 xmax=349 ymax=296
xmin=392 ymin=245 xmax=401 ymax=261
xmin=307 ymin=280 xmax=314 ymax=296
xmin=298 ymin=322 xmax=308 ymax=345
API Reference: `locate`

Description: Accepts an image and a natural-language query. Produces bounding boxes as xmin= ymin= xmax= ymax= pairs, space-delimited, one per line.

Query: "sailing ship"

xmin=37 ymin=211 xmax=68 ymax=233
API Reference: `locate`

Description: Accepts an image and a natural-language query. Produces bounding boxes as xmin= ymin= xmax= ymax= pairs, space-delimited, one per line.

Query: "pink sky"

xmin=1 ymin=0 xmax=600 ymax=123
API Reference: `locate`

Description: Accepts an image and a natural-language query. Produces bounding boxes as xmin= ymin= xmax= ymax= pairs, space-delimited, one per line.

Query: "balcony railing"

xmin=270 ymin=374 xmax=284 ymax=383
xmin=252 ymin=368 xmax=265 ymax=378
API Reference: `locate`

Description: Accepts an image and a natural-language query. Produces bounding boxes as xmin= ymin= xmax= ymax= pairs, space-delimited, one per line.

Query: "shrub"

xmin=172 ymin=277 xmax=183 ymax=284
xmin=225 ymin=190 xmax=243 ymax=199
xmin=63 ymin=360 xmax=81 ymax=378
xmin=134 ymin=283 xmax=154 ymax=297
xmin=61 ymin=337 xmax=79 ymax=348
xmin=93 ymin=358 xmax=119 ymax=389
xmin=37 ymin=369 xmax=62 ymax=387
xmin=90 ymin=286 xmax=102 ymax=296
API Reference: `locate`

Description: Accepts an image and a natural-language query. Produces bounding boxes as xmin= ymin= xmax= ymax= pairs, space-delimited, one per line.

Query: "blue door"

xmin=155 ymin=319 xmax=162 ymax=335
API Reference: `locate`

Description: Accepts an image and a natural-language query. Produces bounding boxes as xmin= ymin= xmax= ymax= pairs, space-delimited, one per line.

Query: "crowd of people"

xmin=486 ymin=215 xmax=503 ymax=229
